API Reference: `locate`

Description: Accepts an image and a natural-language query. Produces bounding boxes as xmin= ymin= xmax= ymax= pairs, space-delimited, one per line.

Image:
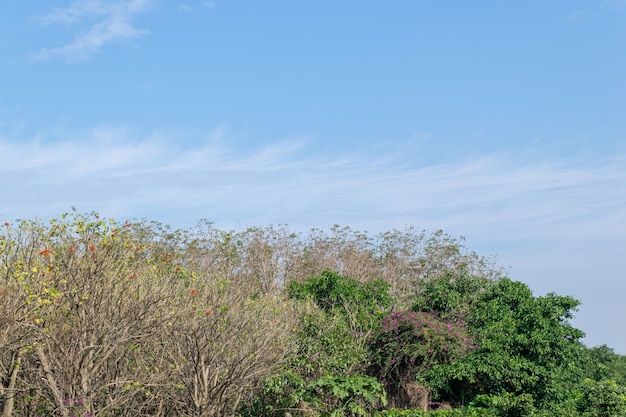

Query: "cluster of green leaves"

xmin=411 ymin=271 xmax=492 ymax=322
xmin=286 ymin=270 xmax=393 ymax=376
xmin=402 ymin=272 xmax=588 ymax=409
xmin=375 ymin=408 xmax=491 ymax=417
xmin=287 ymin=269 xmax=394 ymax=328
xmin=574 ymin=378 xmax=626 ymax=417
xmin=242 ymin=271 xmax=394 ymax=416
xmin=584 ymin=345 xmax=626 ymax=386
xmin=308 ymin=375 xmax=387 ymax=416
xmin=466 ymin=279 xmax=585 ymax=406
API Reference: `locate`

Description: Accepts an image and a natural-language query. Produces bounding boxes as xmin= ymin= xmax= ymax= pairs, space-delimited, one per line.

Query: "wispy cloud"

xmin=1 ymin=128 xmax=624 ymax=241
xmin=2 ymin=128 xmax=625 ymax=349
xmin=34 ymin=0 xmax=154 ymax=60
xmin=177 ymin=1 xmax=216 ymax=13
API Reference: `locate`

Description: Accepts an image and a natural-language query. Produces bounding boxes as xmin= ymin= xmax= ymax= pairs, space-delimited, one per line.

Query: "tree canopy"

xmin=1 ymin=211 xmax=624 ymax=417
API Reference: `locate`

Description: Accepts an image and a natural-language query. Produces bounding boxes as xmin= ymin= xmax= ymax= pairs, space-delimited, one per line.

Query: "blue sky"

xmin=1 ymin=1 xmax=625 ymax=351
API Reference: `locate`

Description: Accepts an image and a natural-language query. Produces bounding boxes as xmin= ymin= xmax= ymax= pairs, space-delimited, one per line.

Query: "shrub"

xmin=470 ymin=393 xmax=535 ymax=417
xmin=369 ymin=311 xmax=474 ymax=403
xmin=308 ymin=375 xmax=387 ymax=416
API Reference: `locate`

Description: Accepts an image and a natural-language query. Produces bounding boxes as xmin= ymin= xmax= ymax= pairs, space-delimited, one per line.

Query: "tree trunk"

xmin=1 ymin=350 xmax=23 ymax=417
xmin=37 ymin=348 xmax=69 ymax=417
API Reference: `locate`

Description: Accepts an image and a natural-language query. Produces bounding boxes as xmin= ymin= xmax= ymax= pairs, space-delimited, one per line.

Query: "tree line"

xmin=1 ymin=211 xmax=624 ymax=416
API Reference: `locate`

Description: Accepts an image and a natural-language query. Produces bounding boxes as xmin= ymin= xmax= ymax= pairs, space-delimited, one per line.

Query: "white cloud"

xmin=1 ymin=128 xmax=624 ymax=239
xmin=2 ymin=128 xmax=626 ymax=350
xmin=2 ymin=128 xmax=625 ymax=267
xmin=34 ymin=0 xmax=154 ymax=60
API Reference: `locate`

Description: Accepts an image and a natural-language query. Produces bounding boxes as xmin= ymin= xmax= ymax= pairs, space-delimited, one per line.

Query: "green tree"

xmin=583 ymin=345 xmax=626 ymax=386
xmin=411 ymin=270 xmax=493 ymax=322
xmin=434 ymin=278 xmax=585 ymax=408
xmin=284 ymin=270 xmax=393 ymax=376
xmin=242 ymin=271 xmax=394 ymax=416
xmin=287 ymin=269 xmax=394 ymax=329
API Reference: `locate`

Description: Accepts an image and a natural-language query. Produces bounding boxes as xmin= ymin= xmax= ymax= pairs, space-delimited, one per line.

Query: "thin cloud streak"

xmin=1 ymin=131 xmax=624 ymax=238
xmin=2 ymin=132 xmax=625 ymax=351
xmin=34 ymin=0 xmax=154 ymax=60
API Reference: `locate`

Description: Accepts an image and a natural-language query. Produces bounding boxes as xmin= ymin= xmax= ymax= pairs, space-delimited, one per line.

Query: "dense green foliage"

xmin=287 ymin=270 xmax=392 ymax=378
xmin=584 ymin=345 xmax=626 ymax=386
xmin=420 ymin=278 xmax=585 ymax=408
xmin=1 ymin=211 xmax=625 ymax=417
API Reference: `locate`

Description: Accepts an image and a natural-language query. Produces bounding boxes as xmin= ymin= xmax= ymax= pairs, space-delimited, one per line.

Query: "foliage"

xmin=243 ymin=271 xmax=394 ymax=415
xmin=0 ymin=212 xmax=296 ymax=417
xmin=435 ymin=278 xmax=586 ymax=407
xmin=470 ymin=393 xmax=535 ymax=417
xmin=241 ymin=373 xmax=387 ymax=417
xmin=374 ymin=406 xmax=493 ymax=416
xmin=369 ymin=311 xmax=474 ymax=395
xmin=238 ymin=370 xmax=308 ymax=417
xmin=308 ymin=375 xmax=387 ymax=417
xmin=583 ymin=345 xmax=626 ymax=386
xmin=411 ymin=270 xmax=493 ymax=322
xmin=293 ymin=309 xmax=370 ymax=377
xmin=574 ymin=378 xmax=626 ymax=417
xmin=285 ymin=270 xmax=394 ymax=377
xmin=1 ymin=210 xmax=622 ymax=417
xmin=287 ymin=269 xmax=394 ymax=329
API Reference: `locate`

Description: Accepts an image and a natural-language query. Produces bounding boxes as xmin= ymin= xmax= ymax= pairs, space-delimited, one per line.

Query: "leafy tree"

xmin=411 ymin=270 xmax=493 ymax=322
xmin=583 ymin=345 xmax=626 ymax=386
xmin=469 ymin=393 xmax=536 ymax=417
xmin=286 ymin=270 xmax=394 ymax=378
xmin=243 ymin=271 xmax=394 ymax=416
xmin=287 ymin=269 xmax=394 ymax=330
xmin=434 ymin=278 xmax=586 ymax=408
